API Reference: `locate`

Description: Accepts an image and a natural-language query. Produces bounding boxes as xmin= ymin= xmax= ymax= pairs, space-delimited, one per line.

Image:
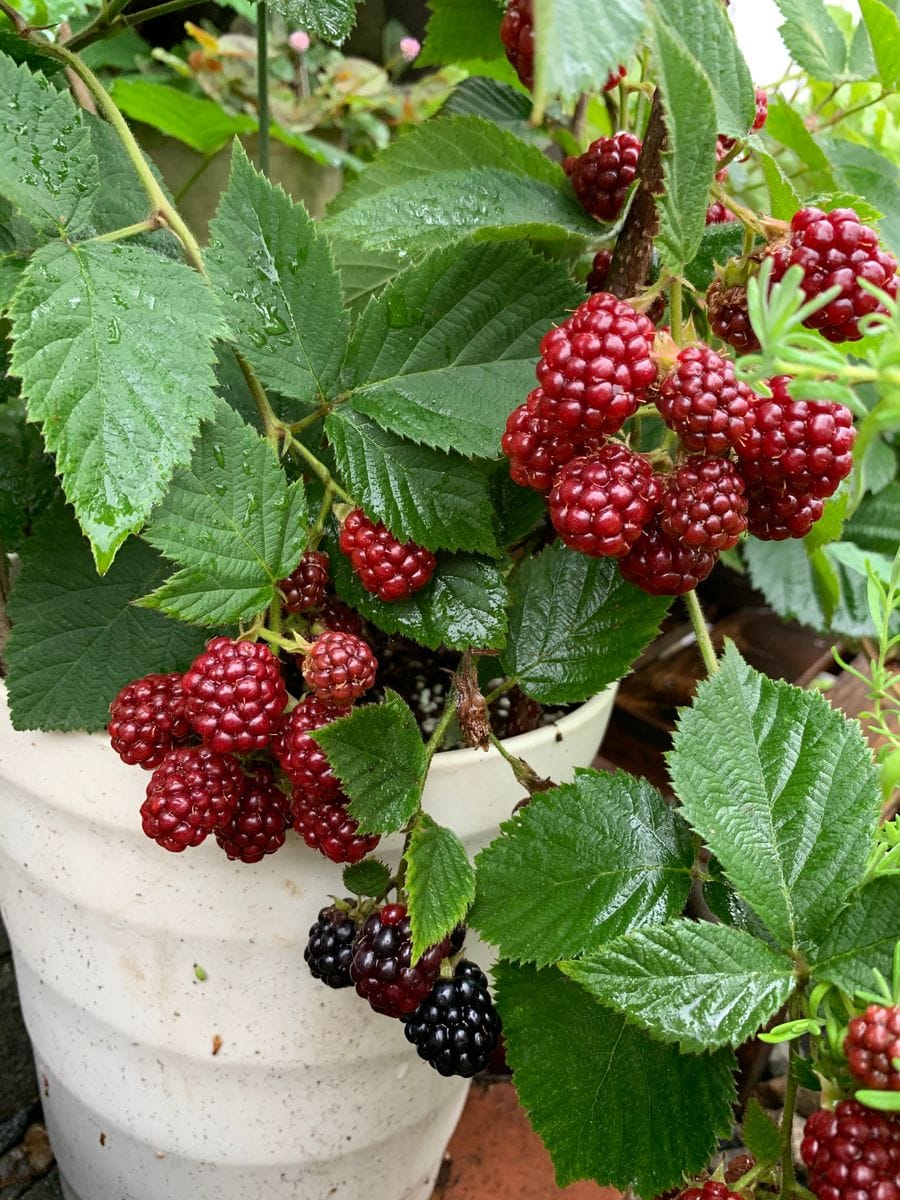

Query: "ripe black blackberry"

xmin=304 ymin=903 xmax=359 ymax=989
xmin=404 ymin=960 xmax=502 ymax=1078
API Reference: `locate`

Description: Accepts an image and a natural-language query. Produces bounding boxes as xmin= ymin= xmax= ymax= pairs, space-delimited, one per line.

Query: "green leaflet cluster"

xmin=471 ymin=643 xmax=888 ymax=1194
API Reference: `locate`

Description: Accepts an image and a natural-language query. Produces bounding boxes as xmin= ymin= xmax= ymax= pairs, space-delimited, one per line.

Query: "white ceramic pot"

xmin=0 ymin=683 xmax=616 ymax=1200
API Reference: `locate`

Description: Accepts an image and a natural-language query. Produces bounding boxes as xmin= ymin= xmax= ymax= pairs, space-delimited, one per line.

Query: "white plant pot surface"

xmin=0 ymin=682 xmax=616 ymax=1200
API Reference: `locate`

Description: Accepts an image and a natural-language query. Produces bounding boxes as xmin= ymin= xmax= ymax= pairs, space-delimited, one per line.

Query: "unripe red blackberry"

xmin=604 ymin=64 xmax=627 ymax=92
xmin=752 ymin=88 xmax=768 ymax=132
xmin=801 ymin=1100 xmax=900 ymax=1200
xmin=141 ymin=746 xmax=243 ymax=852
xmin=536 ymin=292 xmax=657 ymax=439
xmin=548 ymin=444 xmax=661 ymax=558
xmin=314 ymin=594 xmax=365 ymax=637
xmin=404 ymin=960 xmax=503 ymax=1078
xmin=680 ymin=1182 xmax=743 ymax=1200
xmin=564 ymin=132 xmax=642 ymax=223
xmin=846 ymin=1005 xmax=900 ymax=1092
xmin=215 ymin=767 xmax=290 ymax=863
xmin=657 ymin=344 xmax=759 ymax=455
xmin=301 ymin=630 xmax=377 ymax=707
xmin=499 ymin=0 xmax=533 ymax=89
xmin=659 ymin=457 xmax=748 ymax=552
xmin=735 ymin=376 xmax=855 ymax=498
xmin=619 ymin=518 xmax=717 ymax=596
xmin=338 ymin=508 xmax=436 ymax=602
xmin=278 ymin=550 xmax=329 ymax=613
xmin=586 ymin=249 xmax=612 ymax=293
xmin=304 ymin=903 xmax=359 ymax=989
xmin=743 ymin=482 xmax=824 ymax=541
xmin=292 ymin=792 xmax=380 ymax=863
xmin=182 ymin=637 xmax=287 ymax=755
xmin=706 ymin=202 xmax=737 ymax=225
xmin=706 ymin=280 xmax=760 ymax=353
xmin=501 ymin=388 xmax=592 ymax=492
xmin=768 ymin=207 xmax=898 ymax=343
xmin=108 ymin=672 xmax=190 ymax=770
xmin=271 ymin=694 xmax=346 ymax=800
xmin=351 ymin=902 xmax=450 ymax=1018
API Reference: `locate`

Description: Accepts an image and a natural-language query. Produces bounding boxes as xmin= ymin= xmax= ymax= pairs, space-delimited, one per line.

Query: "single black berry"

xmin=304 ymin=903 xmax=359 ymax=989
xmin=403 ymin=960 xmax=502 ymax=1078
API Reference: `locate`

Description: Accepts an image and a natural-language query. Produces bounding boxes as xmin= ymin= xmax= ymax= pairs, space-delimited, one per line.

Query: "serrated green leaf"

xmin=845 ymin=484 xmax=900 ymax=554
xmin=207 ymin=143 xmax=348 ymax=407
xmin=471 ymin=769 xmax=694 ymax=966
xmin=823 ymin=138 xmax=900 ymax=255
xmin=4 ymin=501 xmax=208 ymax=731
xmin=265 ymin=0 xmax=358 ymax=42
xmin=773 ymin=0 xmax=848 ymax=80
xmin=648 ymin=7 xmax=718 ymax=269
xmin=311 ymin=690 xmax=425 ymax=834
xmin=86 ymin=117 xmax=180 ymax=258
xmin=329 ymin=536 xmax=508 ymax=650
xmin=324 ymin=116 xmax=598 ymax=255
xmin=342 ymin=859 xmax=391 ymax=896
xmin=8 ymin=240 xmax=224 ymax=572
xmin=441 ymin=76 xmax=533 ymax=129
xmin=346 ymin=241 xmax=581 ymax=459
xmin=0 ymin=52 xmax=97 ymax=236
xmin=325 ymin=408 xmax=498 ymax=555
xmin=742 ymin=1097 xmax=783 ymax=1166
xmin=0 ymin=32 xmax=65 ymax=75
xmin=419 ymin=0 xmax=509 ymax=68
xmin=758 ymin=150 xmax=803 ymax=221
xmin=138 ymin=400 xmax=307 ymax=626
xmin=859 ymin=0 xmax=900 ymax=87
xmin=0 ymin=399 xmax=58 ymax=551
xmin=684 ymin=222 xmax=746 ymax=292
xmin=110 ymin=79 xmax=256 ymax=157
xmin=0 ymin=195 xmax=33 ymax=311
xmin=806 ymin=191 xmax=884 ymax=225
xmin=532 ymin=0 xmax=646 ymax=119
xmin=849 ymin=12 xmax=877 ymax=80
xmin=653 ymin=0 xmax=755 ymax=137
xmin=79 ymin=27 xmax=149 ymax=72
xmin=810 ymin=878 xmax=900 ymax=993
xmin=562 ymin=921 xmax=794 ymax=1053
xmin=329 ymin=235 xmax=406 ymax=313
xmin=669 ymin=642 xmax=880 ymax=951
xmin=766 ymin=97 xmax=833 ymax=174
xmin=490 ymin=462 xmax=546 ymax=546
xmin=406 ymin=813 xmax=475 ymax=961
xmin=495 ymin=962 xmax=737 ymax=1194
xmin=499 ymin=543 xmax=670 ymax=704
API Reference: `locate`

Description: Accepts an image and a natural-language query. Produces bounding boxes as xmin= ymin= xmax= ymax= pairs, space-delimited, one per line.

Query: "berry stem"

xmin=606 ymin=89 xmax=667 ymax=299
xmin=237 ymin=353 xmax=281 ymax=452
xmin=482 ymin=676 xmax=518 ymax=706
xmin=84 ymin=217 xmax=162 ymax=243
xmin=683 ymin=589 xmax=719 ymax=676
xmin=780 ymin=996 xmax=802 ymax=1200
xmin=289 ymin=438 xmax=353 ymax=504
xmin=669 ymin=277 xmax=684 ymax=345
xmin=422 ymin=688 xmax=460 ymax=773
xmin=488 ymin=732 xmax=554 ymax=797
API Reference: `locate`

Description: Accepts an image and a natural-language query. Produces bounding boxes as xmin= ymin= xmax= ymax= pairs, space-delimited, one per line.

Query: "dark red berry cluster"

xmin=338 ymin=508 xmax=436 ymax=602
xmin=802 ymin=1100 xmax=900 ymax=1200
xmin=303 ymin=901 xmax=502 ymax=1078
xmin=564 ymin=132 xmax=642 ymax=224
xmin=845 ymin=1005 xmax=900 ymax=1092
xmin=502 ymin=288 xmax=856 ymax=595
xmin=109 ymin=547 xmax=384 ymax=863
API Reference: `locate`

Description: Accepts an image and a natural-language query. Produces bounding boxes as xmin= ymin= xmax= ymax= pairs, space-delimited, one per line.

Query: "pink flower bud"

xmin=288 ymin=30 xmax=310 ymax=53
xmin=399 ymin=36 xmax=420 ymax=61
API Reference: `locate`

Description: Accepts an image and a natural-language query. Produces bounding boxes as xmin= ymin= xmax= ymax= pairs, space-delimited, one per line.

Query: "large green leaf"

xmin=844 ymin=483 xmax=900 ymax=554
xmin=773 ymin=0 xmax=848 ymax=81
xmin=765 ymin=96 xmax=833 ymax=174
xmin=329 ymin=537 xmax=508 ymax=650
xmin=265 ymin=0 xmax=358 ymax=42
xmin=810 ymin=878 xmax=900 ymax=993
xmin=758 ymin=150 xmax=803 ymax=221
xmin=441 ymin=76 xmax=534 ymax=131
xmin=346 ymin=241 xmax=581 ymax=459
xmin=325 ymin=408 xmax=498 ymax=555
xmin=0 ymin=52 xmax=97 ymax=237
xmin=324 ymin=116 xmax=598 ymax=255
xmin=138 ymin=400 xmax=307 ymax=627
xmin=207 ymin=143 xmax=348 ymax=407
xmin=329 ymin=236 xmax=406 ymax=313
xmin=86 ymin=117 xmax=180 ymax=258
xmin=562 ymin=920 xmax=795 ymax=1053
xmin=110 ymin=80 xmax=256 ymax=157
xmin=470 ymin=769 xmax=694 ymax=966
xmin=0 ymin=399 xmax=59 ymax=551
xmin=8 ymin=241 xmax=224 ymax=572
xmin=0 ymin=196 xmax=33 ymax=311
xmin=406 ymin=813 xmax=475 ymax=961
xmin=822 ymin=139 xmax=900 ymax=254
xmin=499 ymin=544 xmax=670 ymax=704
xmin=653 ymin=0 xmax=755 ymax=137
xmin=669 ymin=643 xmax=880 ymax=952
xmin=5 ymin=501 xmax=208 ymax=731
xmin=312 ymin=690 xmax=425 ymax=834
xmin=647 ymin=5 xmax=718 ymax=269
xmin=532 ymin=0 xmax=646 ymax=119
xmin=496 ymin=962 xmax=737 ymax=1194
xmin=419 ymin=0 xmax=510 ymax=68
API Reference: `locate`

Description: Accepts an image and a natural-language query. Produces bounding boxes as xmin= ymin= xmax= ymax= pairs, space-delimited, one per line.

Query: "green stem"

xmin=289 ymin=437 xmax=352 ymax=503
xmin=84 ymin=217 xmax=159 ymax=243
xmin=669 ymin=276 xmax=684 ymax=345
xmin=237 ymin=353 xmax=280 ymax=452
xmin=422 ymin=690 xmax=459 ymax=773
xmin=286 ymin=406 xmax=329 ymax=435
xmin=483 ymin=676 xmax=518 ymax=706
xmin=818 ymin=89 xmax=889 ymax=130
xmin=67 ymin=0 xmax=197 ymax=51
xmin=780 ymin=1005 xmax=801 ymax=1200
xmin=257 ymin=1 xmax=270 ymax=177
xmin=683 ymin=589 xmax=718 ymax=676
xmin=41 ymin=43 xmax=205 ymax=274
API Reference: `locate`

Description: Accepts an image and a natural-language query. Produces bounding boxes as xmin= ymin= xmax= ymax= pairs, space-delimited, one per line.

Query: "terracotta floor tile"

xmin=432 ymin=1080 xmax=617 ymax=1200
